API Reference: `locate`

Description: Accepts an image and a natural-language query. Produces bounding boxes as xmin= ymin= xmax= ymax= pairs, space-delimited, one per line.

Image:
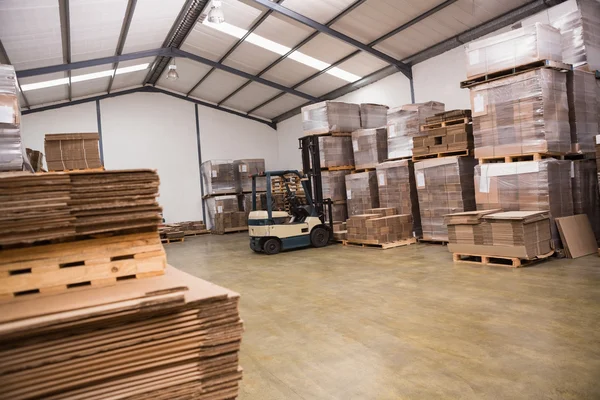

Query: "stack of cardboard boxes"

xmin=412 ymin=110 xmax=473 ymax=158
xmin=44 ymin=133 xmax=103 ymax=171
xmin=346 ymin=208 xmax=413 ymax=245
xmin=0 ymin=65 xmax=26 ymax=171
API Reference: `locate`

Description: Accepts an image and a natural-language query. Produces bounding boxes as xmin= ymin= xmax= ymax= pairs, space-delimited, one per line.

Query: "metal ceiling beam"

xmin=216 ymin=0 xmax=366 ymax=106
xmin=0 ymin=40 xmax=31 ymax=109
xmin=186 ymin=0 xmax=283 ymax=97
xmin=270 ymin=0 xmax=566 ymax=125
xmin=248 ymin=0 xmax=412 ymax=79
xmin=58 ymin=0 xmax=72 ymax=101
xmin=20 ymin=85 xmax=276 ymax=129
xmin=144 ymin=0 xmax=210 ymax=85
xmin=107 ymin=0 xmax=138 ymax=93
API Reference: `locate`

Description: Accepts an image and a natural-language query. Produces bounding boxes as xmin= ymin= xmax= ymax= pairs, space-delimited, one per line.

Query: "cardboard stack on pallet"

xmin=159 ymin=221 xmax=208 ymax=242
xmin=25 ymin=148 xmax=44 ymax=172
xmin=202 ymin=160 xmax=237 ymax=196
xmin=376 ymin=159 xmax=422 ymax=238
xmin=345 ymin=171 xmax=379 ymax=216
xmin=270 ymin=173 xmax=306 ymax=214
xmin=322 ymin=170 xmax=350 ymax=222
xmin=0 ymin=65 xmax=28 ymax=172
xmin=234 ymin=158 xmax=266 ymax=193
xmin=44 ymin=133 xmax=103 ymax=171
xmin=413 ymin=110 xmax=473 ymax=159
xmin=301 ymin=101 xmax=361 ymax=135
xmin=346 ymin=208 xmax=413 ymax=246
xmin=351 ymin=128 xmax=387 ymax=170
xmin=387 ymin=102 xmax=445 ymax=160
xmin=205 ymin=195 xmax=246 ymax=235
xmin=359 ymin=104 xmax=388 ymax=129
xmin=567 ymin=70 xmax=598 ymax=154
xmin=317 ymin=135 xmax=354 ymax=223
xmin=569 ymin=160 xmax=600 ymax=243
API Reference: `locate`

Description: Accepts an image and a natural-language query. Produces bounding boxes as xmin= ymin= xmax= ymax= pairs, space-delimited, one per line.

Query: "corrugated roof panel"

xmin=189 ymin=69 xmax=248 ymax=103
xmin=0 ymin=0 xmax=63 ymax=70
xmin=260 ymin=58 xmax=317 ymax=87
xmin=23 ymin=85 xmax=69 ymax=106
xmin=222 ymin=41 xmax=281 ymax=75
xmin=181 ymin=24 xmax=239 ymax=62
xmin=335 ymin=52 xmax=388 ymax=77
xmin=331 ymin=0 xmax=442 ymax=44
xmin=122 ymin=0 xmax=186 ymax=53
xmin=71 ymin=77 xmax=110 ymax=98
xmin=221 ymin=81 xmax=280 ymax=111
xmin=156 ymin=58 xmax=212 ymax=94
xmin=251 ymin=93 xmax=306 ymax=119
xmin=217 ymin=0 xmax=265 ymax=29
xmin=70 ymin=0 xmax=128 ymax=62
xmin=296 ymin=33 xmax=355 ymax=64
xmin=251 ymin=14 xmax=314 ymax=47
xmin=295 ymin=73 xmax=347 ymax=97
xmin=110 ymin=56 xmax=153 ymax=91
xmin=279 ymin=0 xmax=359 ymax=25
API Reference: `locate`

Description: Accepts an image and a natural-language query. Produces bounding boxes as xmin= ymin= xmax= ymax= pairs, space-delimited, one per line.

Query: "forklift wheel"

xmin=263 ymin=238 xmax=281 ymax=255
xmin=310 ymin=226 xmax=329 ymax=248
xmin=250 ymin=241 xmax=262 ymax=253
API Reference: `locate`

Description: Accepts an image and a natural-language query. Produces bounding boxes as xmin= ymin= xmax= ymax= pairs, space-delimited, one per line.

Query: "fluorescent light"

xmin=20 ymin=63 xmax=150 ymax=92
xmin=202 ymin=20 xmax=361 ymax=82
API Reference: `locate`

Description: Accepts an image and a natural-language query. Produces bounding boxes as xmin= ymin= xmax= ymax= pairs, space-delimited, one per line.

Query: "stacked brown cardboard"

xmin=414 ymin=156 xmax=477 ymax=241
xmin=0 ymin=169 xmax=162 ymax=246
xmin=322 ymin=170 xmax=350 ymax=222
xmin=345 ymin=171 xmax=379 ymax=216
xmin=318 ymin=136 xmax=354 ymax=168
xmin=352 ymin=128 xmax=388 ymax=169
xmin=360 ymin=103 xmax=388 ymax=128
xmin=25 ymin=148 xmax=44 ymax=172
xmin=205 ymin=195 xmax=245 ymax=233
xmin=44 ymin=133 xmax=103 ymax=171
xmin=376 ymin=160 xmax=422 ymax=237
xmin=474 ymin=160 xmax=574 ymax=246
xmin=413 ymin=110 xmax=473 ymax=156
xmin=470 ymin=68 xmax=571 ymax=158
xmin=346 ymin=211 xmax=412 ymax=244
xmin=301 ymin=101 xmax=361 ymax=135
xmin=243 ymin=192 xmax=267 ymax=216
xmin=159 ymin=221 xmax=207 ymax=239
xmin=0 ymin=64 xmax=25 ymax=171
xmin=201 ymin=160 xmax=236 ymax=195
xmin=596 ymin=135 xmax=600 ymax=191
xmin=547 ymin=0 xmax=600 ymax=70
xmin=571 ymin=159 xmax=600 ymax=243
xmin=234 ymin=158 xmax=266 ymax=193
xmin=566 ymin=70 xmax=598 ymax=154
xmin=0 ymin=266 xmax=244 ymax=400
xmin=446 ymin=210 xmax=553 ymax=259
xmin=387 ymin=102 xmax=445 ymax=159
xmin=464 ymin=23 xmax=562 ymax=79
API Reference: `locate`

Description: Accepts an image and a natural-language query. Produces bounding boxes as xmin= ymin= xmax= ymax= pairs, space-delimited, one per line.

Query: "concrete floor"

xmin=166 ymin=233 xmax=600 ymax=400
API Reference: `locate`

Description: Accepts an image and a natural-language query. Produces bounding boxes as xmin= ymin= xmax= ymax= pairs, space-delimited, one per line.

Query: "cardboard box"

xmin=566 ymin=70 xmax=598 ymax=154
xmin=352 ymin=128 xmax=387 ymax=169
xmin=387 ymin=102 xmax=445 ymax=159
xmin=44 ymin=133 xmax=102 ymax=171
xmin=360 ymin=103 xmax=388 ymax=129
xmin=321 ymin=170 xmax=351 ymax=202
xmin=233 ymin=159 xmax=265 ymax=193
xmin=201 ymin=160 xmax=237 ymax=195
xmin=346 ymin=213 xmax=413 ymax=244
xmin=205 ymin=195 xmax=243 ymax=230
xmin=571 ymin=159 xmax=600 ymax=243
xmin=318 ymin=136 xmax=354 ymax=168
xmin=301 ymin=101 xmax=361 ymax=135
xmin=345 ymin=171 xmax=379 ymax=216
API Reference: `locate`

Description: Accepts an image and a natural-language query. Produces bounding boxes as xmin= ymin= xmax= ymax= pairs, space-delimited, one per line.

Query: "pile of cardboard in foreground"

xmin=445 ymin=210 xmax=553 ymax=260
xmin=346 ymin=207 xmax=412 ymax=244
xmin=44 ymin=133 xmax=103 ymax=171
xmin=0 ymin=169 xmax=162 ymax=246
xmin=0 ymin=266 xmax=244 ymax=400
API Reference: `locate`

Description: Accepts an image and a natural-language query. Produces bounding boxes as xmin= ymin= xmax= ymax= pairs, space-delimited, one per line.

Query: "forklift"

xmin=248 ymin=170 xmax=333 ymax=255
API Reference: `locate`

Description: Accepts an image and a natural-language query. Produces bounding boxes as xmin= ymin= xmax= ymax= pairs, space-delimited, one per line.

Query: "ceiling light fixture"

xmin=208 ymin=0 xmax=225 ymax=24
xmin=167 ymin=59 xmax=179 ymax=81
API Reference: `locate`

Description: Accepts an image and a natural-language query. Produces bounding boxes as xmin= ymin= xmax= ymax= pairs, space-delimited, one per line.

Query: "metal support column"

xmin=410 ymin=78 xmax=416 ymax=104
xmin=195 ymin=104 xmax=206 ymax=224
xmin=95 ymin=100 xmax=104 ymax=164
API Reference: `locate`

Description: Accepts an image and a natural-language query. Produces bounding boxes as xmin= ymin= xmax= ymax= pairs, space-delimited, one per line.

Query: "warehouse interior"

xmin=1 ymin=0 xmax=600 ymax=398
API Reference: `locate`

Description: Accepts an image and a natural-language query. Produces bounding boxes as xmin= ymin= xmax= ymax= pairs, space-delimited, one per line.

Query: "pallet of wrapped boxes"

xmin=0 ymin=64 xmax=30 ymax=172
xmin=446 ymin=210 xmax=554 ymax=267
xmin=44 ymin=133 xmax=103 ymax=171
xmin=344 ymin=207 xmax=416 ymax=249
xmin=301 ymin=101 xmax=389 ymax=137
xmin=205 ymin=195 xmax=247 ymax=235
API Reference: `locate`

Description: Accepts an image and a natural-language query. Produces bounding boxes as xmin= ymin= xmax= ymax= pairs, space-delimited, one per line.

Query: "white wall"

xmin=20 ymin=91 xmax=278 ymax=223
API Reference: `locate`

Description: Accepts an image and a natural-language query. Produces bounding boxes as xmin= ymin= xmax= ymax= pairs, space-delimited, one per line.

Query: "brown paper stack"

xmin=201 ymin=160 xmax=236 ymax=195
xmin=301 ymin=101 xmax=361 ymax=135
xmin=318 ymin=136 xmax=354 ymax=168
xmin=44 ymin=133 xmax=102 ymax=171
xmin=233 ymin=159 xmax=265 ymax=193
xmin=387 ymin=102 xmax=445 ymax=159
xmin=346 ymin=212 xmax=412 ymax=244
xmin=345 ymin=171 xmax=379 ymax=216
xmin=351 ymin=128 xmax=388 ymax=170
xmin=359 ymin=103 xmax=388 ymax=129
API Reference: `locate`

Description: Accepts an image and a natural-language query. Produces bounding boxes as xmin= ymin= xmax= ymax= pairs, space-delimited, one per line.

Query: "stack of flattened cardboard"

xmin=318 ymin=136 xmax=354 ymax=168
xmin=346 ymin=208 xmax=412 ymax=244
xmin=201 ymin=160 xmax=237 ymax=195
xmin=44 ymin=133 xmax=102 ymax=171
xmin=345 ymin=171 xmax=379 ymax=216
xmin=571 ymin=159 xmax=600 ymax=243
xmin=359 ymin=103 xmax=388 ymax=129
xmin=464 ymin=23 xmax=562 ymax=79
xmin=25 ymin=148 xmax=44 ymax=172
xmin=474 ymin=159 xmax=574 ymax=246
xmin=387 ymin=102 xmax=445 ymax=159
xmin=567 ymin=70 xmax=598 ymax=154
xmin=446 ymin=210 xmax=553 ymax=259
xmin=322 ymin=170 xmax=350 ymax=222
xmin=301 ymin=101 xmax=361 ymax=135
xmin=0 ymin=266 xmax=244 ymax=400
xmin=234 ymin=159 xmax=266 ymax=193
xmin=205 ymin=195 xmax=244 ymax=233
xmin=214 ymin=212 xmax=247 ymax=235
xmin=351 ymin=128 xmax=387 ymax=170
xmin=470 ymin=68 xmax=571 ymax=158
xmin=376 ymin=160 xmax=422 ymax=238
xmin=0 ymin=169 xmax=162 ymax=246
xmin=414 ymin=156 xmax=477 ymax=242
xmin=413 ymin=110 xmax=473 ymax=156
xmin=0 ymin=64 xmax=25 ymax=171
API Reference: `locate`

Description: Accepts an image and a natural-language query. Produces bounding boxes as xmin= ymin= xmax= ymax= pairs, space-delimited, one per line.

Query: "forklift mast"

xmin=298 ymin=135 xmax=333 ymax=228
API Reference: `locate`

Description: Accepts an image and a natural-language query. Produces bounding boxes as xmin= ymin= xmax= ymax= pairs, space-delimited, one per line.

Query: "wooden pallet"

xmin=48 ymin=167 xmax=105 ymax=173
xmin=452 ymin=251 xmax=554 ymax=268
xmin=184 ymin=230 xmax=210 ymax=236
xmin=351 ymin=167 xmax=376 ymax=174
xmin=342 ymin=237 xmax=416 ymax=249
xmin=418 ymin=238 xmax=448 ymax=245
xmin=211 ymin=227 xmax=248 ymax=235
xmin=0 ymin=232 xmax=166 ymax=300
xmin=301 ymin=131 xmax=353 ymax=138
xmin=384 ymin=156 xmax=412 ymax=162
xmin=321 ymin=165 xmax=354 ymax=171
xmin=161 ymin=237 xmax=185 ymax=244
xmin=420 ymin=117 xmax=470 ymax=131
xmin=460 ymin=60 xmax=572 ymax=88
xmin=412 ymin=149 xmax=471 ymax=161
xmin=478 ymin=152 xmax=568 ymax=164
